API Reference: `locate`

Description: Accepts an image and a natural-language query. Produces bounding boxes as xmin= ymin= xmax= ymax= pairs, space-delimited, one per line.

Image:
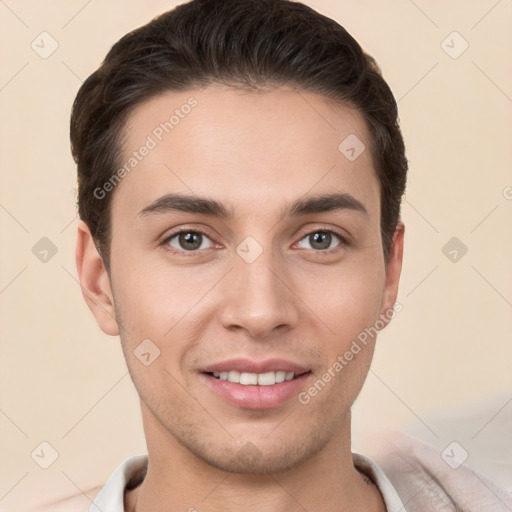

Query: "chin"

xmin=178 ymin=431 xmax=329 ymax=475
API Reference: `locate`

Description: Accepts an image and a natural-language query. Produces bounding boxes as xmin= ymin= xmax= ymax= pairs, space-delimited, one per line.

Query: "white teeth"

xmin=275 ymin=371 xmax=286 ymax=383
xmin=239 ymin=372 xmax=258 ymax=385
xmin=228 ymin=370 xmax=240 ymax=383
xmin=212 ymin=370 xmax=298 ymax=385
xmin=257 ymin=371 xmax=276 ymax=386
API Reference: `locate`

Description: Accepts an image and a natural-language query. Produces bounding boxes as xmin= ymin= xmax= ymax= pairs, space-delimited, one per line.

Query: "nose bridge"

xmin=219 ymin=237 xmax=299 ymax=337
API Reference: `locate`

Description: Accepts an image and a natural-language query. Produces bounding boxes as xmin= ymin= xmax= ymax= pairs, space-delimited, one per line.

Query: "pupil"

xmin=311 ymin=232 xmax=331 ymax=250
xmin=180 ymin=232 xmax=201 ymax=250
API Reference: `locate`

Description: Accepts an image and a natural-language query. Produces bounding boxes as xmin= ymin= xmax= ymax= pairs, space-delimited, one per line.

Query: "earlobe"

xmin=75 ymin=220 xmax=120 ymax=336
xmin=380 ymin=221 xmax=405 ymax=322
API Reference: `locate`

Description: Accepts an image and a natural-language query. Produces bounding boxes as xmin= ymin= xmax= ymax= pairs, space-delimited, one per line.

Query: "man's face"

xmin=98 ymin=85 xmax=402 ymax=473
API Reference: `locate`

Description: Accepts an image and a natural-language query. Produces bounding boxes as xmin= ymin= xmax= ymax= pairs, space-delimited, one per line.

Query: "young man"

xmin=69 ymin=1 xmax=511 ymax=511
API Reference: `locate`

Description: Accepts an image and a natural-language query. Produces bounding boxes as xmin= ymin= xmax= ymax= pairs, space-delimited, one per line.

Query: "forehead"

xmin=112 ymin=85 xmax=379 ymax=221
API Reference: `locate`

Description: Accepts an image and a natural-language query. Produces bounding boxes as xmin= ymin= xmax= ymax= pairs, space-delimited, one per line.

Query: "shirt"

xmin=88 ymin=452 xmax=407 ymax=512
xmin=30 ymin=431 xmax=512 ymax=511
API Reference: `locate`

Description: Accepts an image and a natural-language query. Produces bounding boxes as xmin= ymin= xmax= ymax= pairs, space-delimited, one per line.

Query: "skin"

xmin=76 ymin=84 xmax=404 ymax=512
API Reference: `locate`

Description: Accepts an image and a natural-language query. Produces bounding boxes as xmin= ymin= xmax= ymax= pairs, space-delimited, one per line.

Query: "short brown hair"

xmin=70 ymin=0 xmax=408 ymax=271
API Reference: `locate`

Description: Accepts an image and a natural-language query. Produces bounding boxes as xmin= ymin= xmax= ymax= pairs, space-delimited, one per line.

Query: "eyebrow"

xmin=138 ymin=192 xmax=368 ymax=220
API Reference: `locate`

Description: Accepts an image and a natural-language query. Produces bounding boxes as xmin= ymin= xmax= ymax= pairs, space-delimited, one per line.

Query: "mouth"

xmin=199 ymin=359 xmax=312 ymax=409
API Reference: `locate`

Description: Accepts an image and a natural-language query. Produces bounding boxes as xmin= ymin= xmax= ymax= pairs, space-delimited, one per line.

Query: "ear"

xmin=379 ymin=221 xmax=405 ymax=324
xmin=75 ymin=219 xmax=120 ymax=336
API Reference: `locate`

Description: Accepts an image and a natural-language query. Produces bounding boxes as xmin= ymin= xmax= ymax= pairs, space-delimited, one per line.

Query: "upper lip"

xmin=200 ymin=358 xmax=310 ymax=375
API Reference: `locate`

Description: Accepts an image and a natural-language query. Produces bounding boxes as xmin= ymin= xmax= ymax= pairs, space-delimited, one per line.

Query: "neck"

xmin=126 ymin=403 xmax=386 ymax=512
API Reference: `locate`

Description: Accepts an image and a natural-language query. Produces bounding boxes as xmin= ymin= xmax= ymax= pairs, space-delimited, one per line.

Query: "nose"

xmin=218 ymin=245 xmax=301 ymax=340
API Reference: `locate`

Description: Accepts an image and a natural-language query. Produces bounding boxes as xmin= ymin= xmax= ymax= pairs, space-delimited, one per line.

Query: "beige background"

xmin=1 ymin=0 xmax=511 ymax=510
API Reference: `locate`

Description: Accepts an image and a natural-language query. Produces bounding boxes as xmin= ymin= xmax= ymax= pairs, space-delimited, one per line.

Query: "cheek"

xmin=110 ymin=253 xmax=219 ymax=366
xmin=297 ymin=269 xmax=385 ymax=412
xmin=302 ymin=259 xmax=385 ymax=342
xmin=111 ymin=261 xmax=202 ymax=402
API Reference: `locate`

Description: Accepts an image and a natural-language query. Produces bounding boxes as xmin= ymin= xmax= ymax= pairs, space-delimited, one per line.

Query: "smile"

xmin=209 ymin=370 xmax=297 ymax=386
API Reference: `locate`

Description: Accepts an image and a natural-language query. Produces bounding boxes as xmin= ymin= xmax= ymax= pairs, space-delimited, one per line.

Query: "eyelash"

xmin=161 ymin=227 xmax=348 ymax=256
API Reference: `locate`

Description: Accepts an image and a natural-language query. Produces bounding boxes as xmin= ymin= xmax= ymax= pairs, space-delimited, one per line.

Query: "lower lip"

xmin=201 ymin=372 xmax=311 ymax=409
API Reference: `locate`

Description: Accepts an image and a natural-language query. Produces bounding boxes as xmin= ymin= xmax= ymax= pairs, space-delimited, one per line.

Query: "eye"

xmin=164 ymin=230 xmax=214 ymax=252
xmin=296 ymin=230 xmax=344 ymax=251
